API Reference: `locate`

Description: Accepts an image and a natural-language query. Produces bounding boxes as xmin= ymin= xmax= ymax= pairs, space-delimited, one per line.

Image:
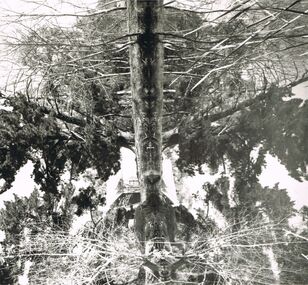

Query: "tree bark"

xmin=127 ymin=3 xmax=181 ymax=283
xmin=128 ymin=0 xmax=164 ymax=202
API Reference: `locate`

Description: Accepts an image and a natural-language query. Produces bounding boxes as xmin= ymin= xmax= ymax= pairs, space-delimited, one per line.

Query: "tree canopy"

xmin=0 ymin=0 xmax=307 ymax=200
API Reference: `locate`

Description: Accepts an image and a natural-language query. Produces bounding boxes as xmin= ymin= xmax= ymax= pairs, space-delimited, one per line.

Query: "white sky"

xmin=0 ymin=0 xmax=307 ymax=215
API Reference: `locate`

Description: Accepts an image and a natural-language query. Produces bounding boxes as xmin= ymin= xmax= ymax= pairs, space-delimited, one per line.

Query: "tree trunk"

xmin=128 ymin=0 xmax=164 ymax=203
xmin=128 ymin=2 xmax=180 ymax=282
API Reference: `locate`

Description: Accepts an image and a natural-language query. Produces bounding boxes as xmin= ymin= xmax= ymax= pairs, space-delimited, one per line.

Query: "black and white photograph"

xmin=0 ymin=0 xmax=308 ymax=284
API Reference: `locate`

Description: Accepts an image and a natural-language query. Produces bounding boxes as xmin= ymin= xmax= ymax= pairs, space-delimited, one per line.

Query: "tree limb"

xmin=39 ymin=105 xmax=87 ymax=127
xmin=207 ymin=90 xmax=270 ymax=123
xmin=162 ymin=87 xmax=274 ymax=149
xmin=287 ymin=74 xmax=308 ymax=88
xmin=3 ymin=7 xmax=126 ymax=19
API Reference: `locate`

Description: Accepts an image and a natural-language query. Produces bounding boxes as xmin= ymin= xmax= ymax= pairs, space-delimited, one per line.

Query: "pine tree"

xmin=1 ymin=0 xmax=308 ymax=283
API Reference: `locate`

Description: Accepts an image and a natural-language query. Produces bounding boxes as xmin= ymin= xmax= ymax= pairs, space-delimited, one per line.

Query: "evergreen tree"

xmin=0 ymin=0 xmax=308 ymax=283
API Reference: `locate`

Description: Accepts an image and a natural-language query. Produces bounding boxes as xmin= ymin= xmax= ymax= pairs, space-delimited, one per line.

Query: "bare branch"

xmin=1 ymin=7 xmax=126 ymax=19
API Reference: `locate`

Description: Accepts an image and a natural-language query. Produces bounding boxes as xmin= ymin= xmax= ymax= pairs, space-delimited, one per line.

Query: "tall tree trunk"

xmin=128 ymin=2 xmax=179 ymax=282
xmin=128 ymin=0 xmax=164 ymax=203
